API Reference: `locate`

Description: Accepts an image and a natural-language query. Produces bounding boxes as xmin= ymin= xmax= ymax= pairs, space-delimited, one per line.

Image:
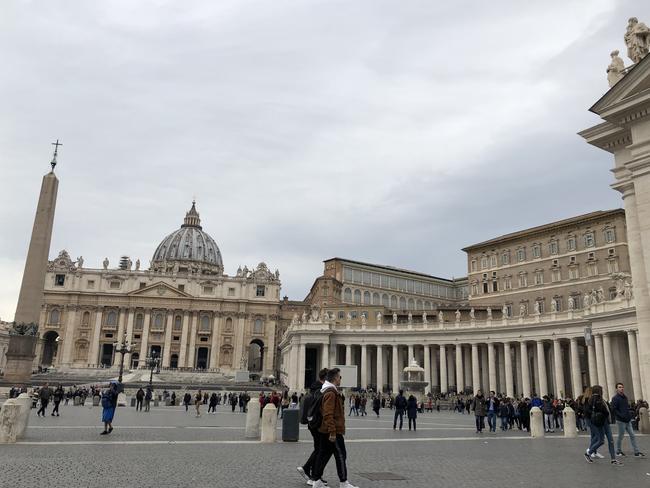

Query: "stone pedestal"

xmin=14 ymin=393 xmax=31 ymax=439
xmin=530 ymin=406 xmax=544 ymax=438
xmin=260 ymin=403 xmax=277 ymax=443
xmin=235 ymin=371 xmax=250 ymax=383
xmin=3 ymin=335 xmax=37 ymax=383
xmin=639 ymin=407 xmax=650 ymax=434
xmin=0 ymin=400 xmax=20 ymax=444
xmin=563 ymin=406 xmax=577 ymax=438
xmin=245 ymin=400 xmax=261 ymax=438
xmin=117 ymin=393 xmax=127 ymax=407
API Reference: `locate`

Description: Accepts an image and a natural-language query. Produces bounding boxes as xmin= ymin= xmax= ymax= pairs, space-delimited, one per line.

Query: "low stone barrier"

xmin=260 ymin=403 xmax=277 ymax=443
xmin=640 ymin=407 xmax=649 ymax=434
xmin=245 ymin=400 xmax=261 ymax=439
xmin=563 ymin=406 xmax=577 ymax=438
xmin=0 ymin=400 xmax=20 ymax=444
xmin=14 ymin=393 xmax=32 ymax=439
xmin=530 ymin=406 xmax=544 ymax=438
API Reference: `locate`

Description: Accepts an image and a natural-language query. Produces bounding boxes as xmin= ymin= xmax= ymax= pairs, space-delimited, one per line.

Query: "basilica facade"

xmin=37 ymin=203 xmax=282 ymax=377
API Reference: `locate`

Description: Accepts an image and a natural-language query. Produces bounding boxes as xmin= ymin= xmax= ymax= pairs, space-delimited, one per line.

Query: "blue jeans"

xmin=487 ymin=411 xmax=497 ymax=432
xmin=616 ymin=420 xmax=640 ymax=454
xmin=500 ymin=416 xmax=508 ymax=430
xmin=393 ymin=410 xmax=404 ymax=429
xmin=589 ymin=422 xmax=616 ymax=460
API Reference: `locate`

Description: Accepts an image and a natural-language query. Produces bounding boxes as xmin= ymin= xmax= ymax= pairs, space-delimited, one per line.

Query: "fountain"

xmin=400 ymin=358 xmax=429 ymax=400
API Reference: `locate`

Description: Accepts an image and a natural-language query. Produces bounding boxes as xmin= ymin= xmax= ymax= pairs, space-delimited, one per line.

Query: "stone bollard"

xmin=640 ymin=407 xmax=650 ymax=434
xmin=260 ymin=403 xmax=277 ymax=443
xmin=14 ymin=393 xmax=32 ymax=439
xmin=117 ymin=393 xmax=127 ymax=407
xmin=563 ymin=406 xmax=577 ymax=438
xmin=0 ymin=400 xmax=21 ymax=444
xmin=530 ymin=406 xmax=544 ymax=438
xmin=245 ymin=400 xmax=261 ymax=439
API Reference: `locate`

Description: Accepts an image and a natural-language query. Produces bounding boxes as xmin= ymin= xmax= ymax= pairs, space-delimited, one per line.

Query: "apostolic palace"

xmin=4 ymin=20 xmax=650 ymax=408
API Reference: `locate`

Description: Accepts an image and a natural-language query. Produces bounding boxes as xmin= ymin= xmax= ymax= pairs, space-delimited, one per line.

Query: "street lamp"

xmin=113 ymin=331 xmax=137 ymax=384
xmin=145 ymin=351 xmax=161 ymax=388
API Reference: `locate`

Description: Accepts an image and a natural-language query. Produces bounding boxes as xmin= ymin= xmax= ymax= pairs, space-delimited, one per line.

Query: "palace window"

xmin=81 ymin=311 xmax=90 ymax=326
xmin=518 ymin=273 xmax=528 ymax=288
xmin=178 ymin=284 xmax=185 ymax=292
xmin=203 ymin=285 xmax=214 ymax=294
xmin=607 ymin=258 xmax=619 ymax=273
xmin=532 ymin=244 xmax=541 ymax=259
xmin=256 ymin=285 xmax=265 ymax=297
xmin=483 ymin=282 xmax=489 ymax=294
xmin=471 ymin=260 xmax=477 ymax=272
xmin=174 ymin=315 xmax=182 ymax=331
xmin=492 ymin=280 xmax=498 ymax=292
xmin=584 ymin=232 xmax=595 ymax=248
xmin=106 ymin=311 xmax=118 ymax=326
xmin=363 ymin=291 xmax=371 ymax=304
xmin=343 ymin=288 xmax=352 ymax=302
xmin=200 ymin=316 xmax=211 ymax=331
xmin=567 ymin=236 xmax=576 ymax=251
xmin=354 ymin=289 xmax=361 ymax=304
xmin=505 ymin=304 xmax=513 ymax=317
xmin=372 ymin=273 xmax=380 ymax=286
xmin=338 ymin=311 xmax=345 ymax=320
xmin=372 ymin=292 xmax=380 ymax=305
xmin=87 ymin=280 xmax=95 ymax=289
xmin=604 ymin=228 xmax=616 ymax=243
xmin=362 ymin=272 xmax=371 ymax=285
xmin=490 ymin=255 xmax=497 ymax=267
xmin=516 ymin=248 xmax=526 ymax=262
xmin=504 ymin=276 xmax=512 ymax=290
xmin=549 ymin=240 xmax=559 ymax=255
xmin=399 ymin=297 xmax=407 ymax=309
xmin=551 ymin=269 xmax=561 ymax=282
xmin=471 ymin=283 xmax=479 ymax=296
xmin=382 ymin=294 xmax=389 ymax=306
xmin=343 ymin=267 xmax=353 ymax=281
xmin=49 ymin=309 xmax=60 ymax=325
xmin=153 ymin=313 xmax=164 ymax=329
xmin=568 ymin=266 xmax=579 ymax=280
xmin=414 ymin=281 xmax=422 ymax=294
xmin=534 ymin=271 xmax=544 ymax=285
xmin=55 ymin=274 xmax=66 ymax=286
xmin=501 ymin=251 xmax=510 ymax=265
xmin=135 ymin=314 xmax=144 ymax=330
xmin=481 ymin=256 xmax=488 ymax=269
xmin=109 ymin=281 xmax=121 ymax=289
xmin=587 ymin=262 xmax=598 ymax=277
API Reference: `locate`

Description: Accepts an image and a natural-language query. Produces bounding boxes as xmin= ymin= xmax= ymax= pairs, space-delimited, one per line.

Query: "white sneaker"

xmin=340 ymin=482 xmax=359 ymax=488
xmin=312 ymin=481 xmax=326 ymax=488
xmin=297 ymin=467 xmax=310 ymax=483
xmin=591 ymin=452 xmax=604 ymax=459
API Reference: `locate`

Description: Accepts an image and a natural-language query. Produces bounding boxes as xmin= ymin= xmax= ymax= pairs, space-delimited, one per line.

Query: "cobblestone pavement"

xmin=1 ymin=403 xmax=648 ymax=488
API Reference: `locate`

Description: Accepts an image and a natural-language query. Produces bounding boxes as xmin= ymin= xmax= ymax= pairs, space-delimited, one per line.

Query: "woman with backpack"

xmin=584 ymin=385 xmax=622 ymax=466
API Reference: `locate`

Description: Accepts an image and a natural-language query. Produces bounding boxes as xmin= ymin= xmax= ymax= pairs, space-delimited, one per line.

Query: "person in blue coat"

xmin=407 ymin=395 xmax=418 ymax=431
xmin=100 ymin=381 xmax=119 ymax=435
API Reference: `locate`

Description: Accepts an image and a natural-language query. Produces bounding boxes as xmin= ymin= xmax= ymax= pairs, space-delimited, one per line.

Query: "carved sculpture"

xmin=551 ymin=299 xmax=557 ymax=313
xmin=361 ymin=314 xmax=367 ymax=327
xmin=568 ymin=296 xmax=575 ymax=311
xmin=376 ymin=312 xmax=382 ymax=325
xmin=407 ymin=312 xmax=413 ymax=324
xmin=455 ymin=310 xmax=461 ymax=322
xmin=534 ymin=301 xmax=540 ymax=315
xmin=583 ymin=293 xmax=591 ymax=308
xmin=291 ymin=313 xmax=299 ymax=326
xmin=76 ymin=256 xmax=84 ymax=269
xmin=422 ymin=312 xmax=427 ymax=325
xmin=607 ymin=50 xmax=626 ymax=87
xmin=625 ymin=17 xmax=650 ymax=64
xmin=502 ymin=304 xmax=508 ymax=317
xmin=486 ymin=307 xmax=492 ymax=319
xmin=519 ymin=304 xmax=526 ymax=317
xmin=135 ymin=259 xmax=140 ymax=271
xmin=392 ymin=312 xmax=398 ymax=324
xmin=438 ymin=311 xmax=444 ymax=324
xmin=103 ymin=258 xmax=109 ymax=270
xmin=469 ymin=308 xmax=475 ymax=320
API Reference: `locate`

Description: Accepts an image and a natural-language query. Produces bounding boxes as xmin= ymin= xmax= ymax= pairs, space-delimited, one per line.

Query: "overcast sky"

xmin=0 ymin=1 xmax=644 ymax=320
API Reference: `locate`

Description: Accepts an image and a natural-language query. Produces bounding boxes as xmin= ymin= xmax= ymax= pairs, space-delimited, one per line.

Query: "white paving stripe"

xmin=28 ymin=425 xmax=475 ymax=431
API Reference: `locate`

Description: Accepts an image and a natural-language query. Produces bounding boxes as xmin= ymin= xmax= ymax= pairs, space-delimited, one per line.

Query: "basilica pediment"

xmin=128 ymin=281 xmax=192 ymax=298
xmin=591 ymin=54 xmax=650 ymax=118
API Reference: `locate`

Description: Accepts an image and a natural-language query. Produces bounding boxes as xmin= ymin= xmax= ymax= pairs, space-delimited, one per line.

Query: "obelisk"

xmin=5 ymin=142 xmax=60 ymax=383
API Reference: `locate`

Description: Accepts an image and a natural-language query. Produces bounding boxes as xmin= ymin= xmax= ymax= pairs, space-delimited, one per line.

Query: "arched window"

xmin=344 ymin=288 xmax=352 ymax=302
xmin=174 ymin=315 xmax=182 ymax=330
xmin=399 ymin=297 xmax=407 ymax=310
xmin=425 ymin=301 xmax=432 ymax=310
xmin=382 ymin=294 xmax=389 ymax=307
xmin=390 ymin=295 xmax=398 ymax=309
xmin=81 ymin=311 xmax=90 ymax=326
xmin=49 ymin=309 xmax=60 ymax=325
xmin=416 ymin=300 xmax=423 ymax=310
xmin=363 ymin=291 xmax=371 ymax=304
xmin=135 ymin=313 xmax=144 ymax=330
xmin=372 ymin=292 xmax=380 ymax=305
xmin=354 ymin=290 xmax=362 ymax=304
xmin=200 ymin=315 xmax=211 ymax=331
xmin=154 ymin=313 xmax=163 ymax=328
xmin=253 ymin=318 xmax=263 ymax=334
xmin=106 ymin=311 xmax=117 ymax=326
xmin=408 ymin=298 xmax=415 ymax=310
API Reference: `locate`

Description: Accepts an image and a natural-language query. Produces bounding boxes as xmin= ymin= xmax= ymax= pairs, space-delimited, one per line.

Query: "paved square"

xmin=1 ymin=401 xmax=648 ymax=488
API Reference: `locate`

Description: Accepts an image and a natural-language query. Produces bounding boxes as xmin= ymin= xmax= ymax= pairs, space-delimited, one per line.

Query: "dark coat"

xmin=406 ymin=397 xmax=418 ymax=419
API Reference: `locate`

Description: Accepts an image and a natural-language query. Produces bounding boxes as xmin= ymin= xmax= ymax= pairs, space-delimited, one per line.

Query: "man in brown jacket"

xmin=311 ymin=368 xmax=359 ymax=488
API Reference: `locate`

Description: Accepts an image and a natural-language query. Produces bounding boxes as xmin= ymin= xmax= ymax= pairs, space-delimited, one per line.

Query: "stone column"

xmin=187 ymin=312 xmax=198 ymax=368
xmin=407 ymin=344 xmax=414 ymax=363
xmin=162 ymin=310 xmax=173 ymax=367
xmin=345 ymin=344 xmax=352 ymax=365
xmin=60 ymin=306 xmax=78 ymax=366
xmin=123 ymin=308 xmax=135 ymax=368
xmin=480 ymin=345 xmax=489 ymax=393
xmin=504 ymin=342 xmax=513 ymax=398
xmin=291 ymin=342 xmax=300 ymax=391
xmin=602 ymin=333 xmax=616 ymax=400
xmin=447 ymin=347 xmax=456 ymax=390
xmin=553 ymin=339 xmax=565 ymax=398
xmin=113 ymin=308 xmax=127 ymax=367
xmin=463 ymin=346 xmax=472 ymax=389
xmin=423 ymin=344 xmax=431 ymax=394
xmin=298 ymin=343 xmax=306 ymax=390
xmin=514 ymin=345 xmax=523 ymax=396
xmin=89 ymin=308 xmax=103 ymax=366
xmin=439 ymin=344 xmax=448 ymax=394
xmin=138 ymin=309 xmax=151 ymax=364
xmin=360 ymin=344 xmax=368 ymax=389
xmin=520 ymin=342 xmax=531 ymax=398
xmin=595 ymin=333 xmax=607 ymax=395
xmin=587 ymin=340 xmax=597 ymax=385
xmin=321 ymin=343 xmax=330 ymax=370
xmin=487 ymin=342 xmax=496 ymax=393
xmin=209 ymin=313 xmax=221 ymax=369
xmin=234 ymin=313 xmax=247 ymax=370
xmin=570 ymin=338 xmax=582 ymax=398
xmin=637 ymin=331 xmax=645 ymax=400
xmin=456 ymin=343 xmax=464 ymax=393
xmin=178 ymin=311 xmax=190 ymax=368
xmin=431 ymin=346 xmax=439 ymax=391
xmin=471 ymin=343 xmax=480 ymax=393
xmin=376 ymin=345 xmax=384 ymax=393
xmin=628 ymin=330 xmax=642 ymax=401
xmin=536 ymin=341 xmax=548 ymax=397
xmin=392 ymin=344 xmax=399 ymax=393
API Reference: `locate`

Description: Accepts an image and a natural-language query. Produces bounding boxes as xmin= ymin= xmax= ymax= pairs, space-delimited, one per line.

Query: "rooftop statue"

xmin=625 ymin=17 xmax=650 ymax=64
xmin=607 ymin=50 xmax=626 ymax=87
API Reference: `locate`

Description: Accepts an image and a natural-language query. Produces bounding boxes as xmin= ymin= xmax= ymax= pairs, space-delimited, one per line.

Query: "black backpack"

xmin=300 ymin=391 xmax=316 ymax=425
xmin=307 ymin=390 xmax=327 ymax=430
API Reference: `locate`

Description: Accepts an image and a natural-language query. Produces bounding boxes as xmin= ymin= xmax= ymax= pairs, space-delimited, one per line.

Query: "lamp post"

xmin=145 ymin=351 xmax=161 ymax=389
xmin=113 ymin=331 xmax=137 ymax=384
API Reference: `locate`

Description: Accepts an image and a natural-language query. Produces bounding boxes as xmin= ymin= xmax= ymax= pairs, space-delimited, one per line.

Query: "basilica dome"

xmin=151 ymin=201 xmax=223 ymax=274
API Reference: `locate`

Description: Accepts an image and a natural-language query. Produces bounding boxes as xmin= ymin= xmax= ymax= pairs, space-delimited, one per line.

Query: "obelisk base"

xmin=3 ymin=335 xmax=37 ymax=383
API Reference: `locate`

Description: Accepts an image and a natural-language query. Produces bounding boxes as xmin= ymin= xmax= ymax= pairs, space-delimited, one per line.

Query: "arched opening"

xmin=248 ymin=339 xmax=264 ymax=372
xmin=170 ymin=354 xmax=179 ymax=369
xmin=41 ymin=331 xmax=59 ymax=367
xmin=131 ymin=352 xmax=140 ymax=369
xmin=196 ymin=347 xmax=209 ymax=369
xmin=81 ymin=311 xmax=90 ymax=326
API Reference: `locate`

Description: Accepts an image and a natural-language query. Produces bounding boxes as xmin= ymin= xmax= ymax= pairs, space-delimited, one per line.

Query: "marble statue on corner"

xmin=392 ymin=312 xmax=398 ymax=324
xmin=361 ymin=314 xmax=367 ymax=327
xmin=407 ymin=312 xmax=413 ymax=324
xmin=422 ymin=312 xmax=427 ymax=325
xmin=301 ymin=310 xmax=308 ymax=324
xmin=103 ymin=257 xmax=109 ymax=270
xmin=597 ymin=287 xmax=605 ymax=302
xmin=76 ymin=256 xmax=84 ymax=269
xmin=310 ymin=307 xmax=319 ymax=323
xmin=624 ymin=281 xmax=633 ymax=300
xmin=607 ymin=50 xmax=626 ymax=87
xmin=346 ymin=312 xmax=352 ymax=325
xmin=502 ymin=304 xmax=508 ymax=317
xmin=583 ymin=293 xmax=591 ymax=308
xmin=126 ymin=258 xmax=132 ymax=270
xmin=135 ymin=259 xmax=140 ymax=271
xmin=291 ymin=313 xmax=299 ymax=326
xmin=625 ymin=17 xmax=650 ymax=64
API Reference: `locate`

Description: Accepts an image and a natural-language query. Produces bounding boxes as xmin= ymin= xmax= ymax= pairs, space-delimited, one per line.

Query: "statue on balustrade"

xmin=376 ymin=312 xmax=382 ymax=325
xmin=392 ymin=312 xmax=398 ymax=324
xmin=422 ymin=312 xmax=427 ymax=325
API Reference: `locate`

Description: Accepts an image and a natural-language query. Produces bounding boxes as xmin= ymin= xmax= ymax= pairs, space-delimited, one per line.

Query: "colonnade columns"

xmin=587 ymin=340 xmax=598 ymax=386
xmin=178 ymin=312 xmax=190 ymax=368
xmin=138 ymin=309 xmax=151 ymax=366
xmin=570 ymin=338 xmax=582 ymax=398
xmin=90 ymin=308 xmax=103 ymax=366
xmin=536 ymin=341 xmax=548 ymax=396
xmin=471 ymin=343 xmax=480 ymax=394
xmin=345 ymin=345 xmax=352 ymax=366
xmin=520 ymin=342 xmax=531 ymax=398
xmin=552 ymin=339 xmax=565 ymax=398
xmin=439 ymin=345 xmax=448 ymax=394
xmin=595 ymin=334 xmax=607 ymax=395
xmin=360 ymin=344 xmax=368 ymax=390
xmin=376 ymin=345 xmax=384 ymax=393
xmin=455 ymin=343 xmax=464 ymax=393
xmin=162 ymin=311 xmax=173 ymax=368
xmin=321 ymin=343 xmax=329 ymax=370
xmin=602 ymin=333 xmax=616 ymax=400
xmin=113 ymin=308 xmax=127 ymax=367
xmin=392 ymin=345 xmax=399 ymax=393
xmin=123 ymin=309 xmax=135 ymax=369
xmin=431 ymin=346 xmax=439 ymax=391
xmin=503 ymin=342 xmax=513 ymax=398
xmin=209 ymin=314 xmax=221 ymax=369
xmin=187 ymin=312 xmax=198 ymax=368
xmin=60 ymin=306 xmax=78 ymax=366
xmin=424 ymin=345 xmax=431 ymax=394
xmin=627 ymin=331 xmax=642 ymax=400
xmin=407 ymin=345 xmax=414 ymax=363
xmin=487 ymin=342 xmax=496 ymax=393
xmin=297 ymin=343 xmax=306 ymax=391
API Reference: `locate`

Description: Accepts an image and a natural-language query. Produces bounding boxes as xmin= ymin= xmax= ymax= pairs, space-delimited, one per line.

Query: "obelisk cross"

xmin=51 ymin=139 xmax=62 ymax=171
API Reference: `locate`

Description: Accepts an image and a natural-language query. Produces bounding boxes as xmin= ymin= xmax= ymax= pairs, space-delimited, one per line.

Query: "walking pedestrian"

xmin=584 ymin=385 xmax=622 ymax=466
xmin=310 ymin=368 xmax=359 ymax=488
xmin=195 ymin=389 xmax=202 ymax=417
xmin=486 ymin=391 xmax=499 ymax=433
xmin=100 ymin=381 xmax=119 ymax=435
xmin=296 ymin=368 xmax=328 ymax=485
xmin=135 ymin=388 xmax=145 ymax=412
xmin=407 ymin=395 xmax=418 ymax=431
xmin=372 ymin=396 xmax=380 ymax=418
xmin=36 ymin=383 xmax=51 ymax=417
xmin=472 ymin=389 xmax=487 ymax=433
xmin=183 ymin=392 xmax=192 ymax=412
xmin=51 ymin=385 xmax=63 ymax=417
xmin=611 ymin=382 xmax=645 ymax=458
xmin=144 ymin=386 xmax=152 ymax=412
xmin=393 ymin=390 xmax=407 ymax=430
